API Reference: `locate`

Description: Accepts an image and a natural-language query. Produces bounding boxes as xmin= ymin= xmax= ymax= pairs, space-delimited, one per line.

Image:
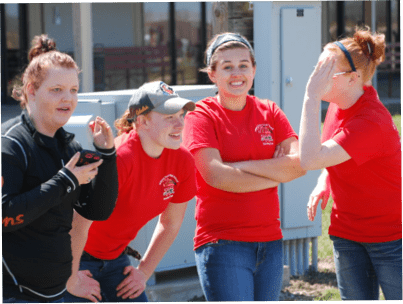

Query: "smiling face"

xmin=208 ymin=48 xmax=256 ymax=101
xmin=141 ymin=109 xmax=186 ymax=156
xmin=27 ymin=67 xmax=79 ymax=137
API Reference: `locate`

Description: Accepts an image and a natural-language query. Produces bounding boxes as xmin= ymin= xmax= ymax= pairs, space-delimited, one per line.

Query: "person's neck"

xmin=217 ymin=93 xmax=247 ymax=111
xmin=336 ymin=86 xmax=365 ymax=110
xmin=138 ymin=131 xmax=164 ymax=159
xmin=27 ymin=111 xmax=56 ymax=138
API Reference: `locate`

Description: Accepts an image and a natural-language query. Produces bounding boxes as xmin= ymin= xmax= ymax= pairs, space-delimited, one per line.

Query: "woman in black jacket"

xmin=2 ymin=34 xmax=118 ymax=303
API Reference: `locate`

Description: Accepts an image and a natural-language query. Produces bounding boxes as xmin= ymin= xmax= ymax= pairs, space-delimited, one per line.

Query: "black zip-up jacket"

xmin=2 ymin=111 xmax=118 ymax=302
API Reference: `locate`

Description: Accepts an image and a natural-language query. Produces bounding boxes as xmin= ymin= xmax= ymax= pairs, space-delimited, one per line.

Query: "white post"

xmin=80 ymin=3 xmax=94 ymax=93
xmin=253 ymin=1 xmax=273 ymax=100
xmin=371 ymin=1 xmax=377 ymax=90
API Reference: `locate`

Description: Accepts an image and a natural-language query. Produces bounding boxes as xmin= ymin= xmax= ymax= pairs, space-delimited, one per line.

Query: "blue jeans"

xmin=64 ymin=252 xmax=148 ymax=302
xmin=195 ymin=239 xmax=283 ymax=301
xmin=331 ymin=236 xmax=402 ymax=300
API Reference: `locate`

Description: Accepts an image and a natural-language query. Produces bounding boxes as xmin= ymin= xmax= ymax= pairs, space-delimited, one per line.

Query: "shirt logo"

xmin=159 ymin=174 xmax=179 ymax=200
xmin=255 ymin=124 xmax=274 ymax=145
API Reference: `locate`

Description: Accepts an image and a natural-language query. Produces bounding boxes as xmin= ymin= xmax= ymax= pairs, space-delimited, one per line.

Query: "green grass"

xmin=317 ymin=198 xmax=334 ymax=259
xmin=315 ymin=288 xmax=341 ymax=301
xmin=393 ymin=114 xmax=401 ymax=134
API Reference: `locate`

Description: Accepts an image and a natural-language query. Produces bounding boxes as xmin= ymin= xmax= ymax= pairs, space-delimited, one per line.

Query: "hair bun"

xmin=28 ymin=34 xmax=57 ymax=62
xmin=353 ymin=28 xmax=385 ymax=65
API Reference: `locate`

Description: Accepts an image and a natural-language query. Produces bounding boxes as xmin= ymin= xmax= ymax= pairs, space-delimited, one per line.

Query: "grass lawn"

xmin=393 ymin=114 xmax=401 ymax=134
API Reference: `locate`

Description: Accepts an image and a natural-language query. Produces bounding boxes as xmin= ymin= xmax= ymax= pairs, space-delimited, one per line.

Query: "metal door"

xmin=280 ymin=7 xmax=322 ymax=233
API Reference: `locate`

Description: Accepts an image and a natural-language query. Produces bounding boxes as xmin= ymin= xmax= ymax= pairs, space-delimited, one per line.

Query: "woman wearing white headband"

xmin=299 ymin=26 xmax=401 ymax=300
xmin=183 ymin=32 xmax=306 ymax=301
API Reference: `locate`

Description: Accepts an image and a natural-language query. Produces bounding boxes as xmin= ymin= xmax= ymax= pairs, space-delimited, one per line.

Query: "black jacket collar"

xmin=21 ymin=110 xmax=76 ymax=148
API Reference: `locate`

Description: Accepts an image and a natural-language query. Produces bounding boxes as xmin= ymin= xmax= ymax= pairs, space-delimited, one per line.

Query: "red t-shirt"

xmin=182 ymin=95 xmax=297 ymax=249
xmin=322 ymin=86 xmax=402 ymax=243
xmin=84 ymin=130 xmax=196 ymax=259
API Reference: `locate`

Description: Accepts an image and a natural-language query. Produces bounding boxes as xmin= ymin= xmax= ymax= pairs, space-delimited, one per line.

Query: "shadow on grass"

xmin=300 ymin=267 xmax=338 ymax=288
xmin=281 ymin=260 xmax=339 ymax=301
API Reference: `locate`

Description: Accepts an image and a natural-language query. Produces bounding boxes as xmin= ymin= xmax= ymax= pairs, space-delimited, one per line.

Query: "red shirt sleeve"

xmin=332 ymin=118 xmax=383 ymax=166
xmin=183 ymin=101 xmax=219 ymax=154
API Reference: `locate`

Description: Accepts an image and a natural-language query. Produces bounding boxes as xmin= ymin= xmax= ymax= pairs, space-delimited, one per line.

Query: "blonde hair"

xmin=12 ymin=34 xmax=80 ymax=109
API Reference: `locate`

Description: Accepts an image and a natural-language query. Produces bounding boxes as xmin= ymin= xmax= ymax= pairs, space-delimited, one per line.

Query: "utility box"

xmin=254 ymin=1 xmax=322 ymax=275
xmin=65 ymin=85 xmax=217 ymax=284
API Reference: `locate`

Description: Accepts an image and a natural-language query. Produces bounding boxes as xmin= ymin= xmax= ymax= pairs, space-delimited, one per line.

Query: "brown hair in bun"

xmin=12 ymin=34 xmax=80 ymax=109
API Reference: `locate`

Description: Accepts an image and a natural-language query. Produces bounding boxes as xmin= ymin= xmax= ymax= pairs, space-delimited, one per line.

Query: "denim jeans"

xmin=64 ymin=252 xmax=148 ymax=302
xmin=330 ymin=235 xmax=402 ymax=300
xmin=195 ymin=239 xmax=283 ymax=301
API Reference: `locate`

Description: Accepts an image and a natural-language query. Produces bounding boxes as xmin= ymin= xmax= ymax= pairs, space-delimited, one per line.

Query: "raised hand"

xmin=90 ymin=116 xmax=114 ymax=150
xmin=304 ymin=50 xmax=337 ymax=102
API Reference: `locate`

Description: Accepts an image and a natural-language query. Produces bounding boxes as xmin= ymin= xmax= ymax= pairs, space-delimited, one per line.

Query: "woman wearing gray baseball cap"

xmin=183 ymin=32 xmax=306 ymax=301
xmin=65 ymin=81 xmax=197 ymax=302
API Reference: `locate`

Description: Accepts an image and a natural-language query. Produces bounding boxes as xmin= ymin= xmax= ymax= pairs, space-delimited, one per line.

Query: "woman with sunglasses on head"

xmin=299 ymin=27 xmax=402 ymax=300
xmin=182 ymin=32 xmax=306 ymax=301
xmin=2 ymin=34 xmax=118 ymax=303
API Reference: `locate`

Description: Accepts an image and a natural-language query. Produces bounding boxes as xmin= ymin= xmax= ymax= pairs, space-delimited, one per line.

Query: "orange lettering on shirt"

xmin=2 ymin=214 xmax=24 ymax=227
xmin=16 ymin=214 xmax=24 ymax=225
xmin=2 ymin=217 xmax=14 ymax=227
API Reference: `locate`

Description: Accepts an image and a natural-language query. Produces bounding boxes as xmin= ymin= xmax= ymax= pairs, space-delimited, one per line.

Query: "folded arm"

xmin=194 ymin=147 xmax=279 ymax=193
xmin=225 ymin=137 xmax=307 ymax=183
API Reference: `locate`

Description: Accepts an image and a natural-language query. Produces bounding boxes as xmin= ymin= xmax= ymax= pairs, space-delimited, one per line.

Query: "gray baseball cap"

xmin=127 ymin=81 xmax=196 ymax=122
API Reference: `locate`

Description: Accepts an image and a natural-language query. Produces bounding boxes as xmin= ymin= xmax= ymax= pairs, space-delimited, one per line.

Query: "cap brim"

xmin=153 ymin=97 xmax=195 ymax=115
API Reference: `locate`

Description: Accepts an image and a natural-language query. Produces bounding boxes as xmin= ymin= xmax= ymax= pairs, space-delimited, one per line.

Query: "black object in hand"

xmin=76 ymin=150 xmax=102 ymax=166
